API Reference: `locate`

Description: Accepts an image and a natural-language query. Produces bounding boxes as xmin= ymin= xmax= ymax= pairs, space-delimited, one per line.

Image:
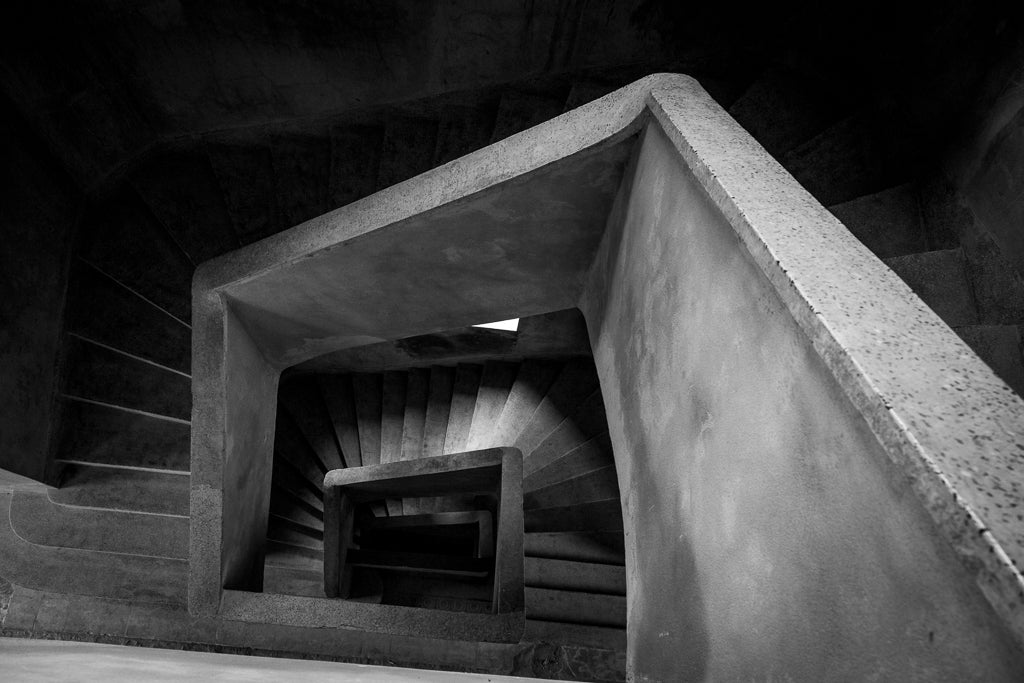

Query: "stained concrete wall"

xmin=579 ymin=122 xmax=1024 ymax=681
xmin=0 ymin=98 xmax=80 ymax=482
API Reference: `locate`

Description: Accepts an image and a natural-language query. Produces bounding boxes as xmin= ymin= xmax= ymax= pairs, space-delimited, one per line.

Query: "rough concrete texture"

xmin=580 ymin=121 xmax=1024 ymax=680
xmin=191 ymin=74 xmax=1024 ymax=676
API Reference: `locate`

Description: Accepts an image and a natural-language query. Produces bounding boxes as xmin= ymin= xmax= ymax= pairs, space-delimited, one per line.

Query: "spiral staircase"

xmin=2 ymin=60 xmax=1023 ymax=681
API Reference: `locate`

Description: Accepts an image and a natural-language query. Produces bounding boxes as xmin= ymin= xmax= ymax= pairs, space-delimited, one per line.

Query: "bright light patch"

xmin=472 ymin=318 xmax=520 ymax=332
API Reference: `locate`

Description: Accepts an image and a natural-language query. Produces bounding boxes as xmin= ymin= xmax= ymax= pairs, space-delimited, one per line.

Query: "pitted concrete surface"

xmin=0 ymin=638 xmax=544 ymax=682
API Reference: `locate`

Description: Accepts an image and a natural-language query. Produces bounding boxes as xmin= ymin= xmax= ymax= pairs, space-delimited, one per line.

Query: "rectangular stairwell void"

xmin=323 ymin=447 xmax=524 ymax=627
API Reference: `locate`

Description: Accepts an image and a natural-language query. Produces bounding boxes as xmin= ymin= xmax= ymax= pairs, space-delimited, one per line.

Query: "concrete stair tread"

xmin=515 ymin=358 xmax=600 ymax=457
xmin=524 ymin=465 xmax=620 ymax=510
xmin=279 ymin=379 xmax=344 ymax=472
xmin=525 ymin=587 xmax=626 ymax=629
xmin=524 ymin=531 xmax=625 ymax=565
xmin=50 ymin=462 xmax=189 ymax=517
xmin=524 ymin=388 xmax=608 ymax=476
xmin=490 ymin=359 xmax=562 ymax=447
xmin=525 ymin=557 xmax=626 ymax=595
xmin=56 ymin=398 xmax=190 ymax=471
xmin=319 ymin=375 xmax=362 ymax=468
xmin=9 ymin=490 xmax=188 ymax=560
xmin=443 ymin=364 xmax=483 ymax=455
xmin=523 ymin=432 xmax=613 ymax=493
xmin=0 ymin=492 xmax=186 ymax=604
xmin=526 ymin=500 xmax=623 ymax=533
xmin=400 ymin=368 xmax=430 ymax=461
xmin=464 ymin=361 xmax=518 ymax=451
xmin=352 ymin=373 xmax=384 ymax=467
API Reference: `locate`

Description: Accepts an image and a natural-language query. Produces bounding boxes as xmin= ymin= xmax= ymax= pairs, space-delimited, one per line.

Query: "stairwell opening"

xmin=260 ymin=307 xmax=628 ymax=640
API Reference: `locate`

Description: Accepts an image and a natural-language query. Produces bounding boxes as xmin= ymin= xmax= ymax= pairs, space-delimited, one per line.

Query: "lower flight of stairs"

xmin=266 ymin=357 xmax=628 ymax=668
xmin=0 ymin=352 xmax=627 ymax=681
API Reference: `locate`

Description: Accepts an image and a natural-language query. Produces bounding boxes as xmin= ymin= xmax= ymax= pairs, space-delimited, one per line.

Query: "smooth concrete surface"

xmin=580 ymin=116 xmax=1024 ymax=679
xmin=0 ymin=638 xmax=546 ymax=682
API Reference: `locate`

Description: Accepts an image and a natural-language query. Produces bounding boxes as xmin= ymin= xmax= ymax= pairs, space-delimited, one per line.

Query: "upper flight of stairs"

xmin=265 ymin=358 xmax=627 ymax=653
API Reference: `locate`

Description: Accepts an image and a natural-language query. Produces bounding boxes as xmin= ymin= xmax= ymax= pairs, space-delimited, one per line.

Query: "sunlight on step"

xmin=472 ymin=318 xmax=519 ymax=331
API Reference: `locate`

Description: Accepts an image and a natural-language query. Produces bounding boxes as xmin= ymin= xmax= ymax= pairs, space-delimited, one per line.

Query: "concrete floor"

xmin=0 ymin=638 xmax=546 ymax=682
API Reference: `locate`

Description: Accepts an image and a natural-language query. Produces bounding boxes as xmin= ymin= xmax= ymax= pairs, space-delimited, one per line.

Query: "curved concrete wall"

xmin=580 ymin=122 xmax=1024 ymax=680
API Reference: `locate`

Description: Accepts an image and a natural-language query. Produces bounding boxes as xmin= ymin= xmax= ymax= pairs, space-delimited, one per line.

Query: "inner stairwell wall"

xmin=578 ymin=121 xmax=1024 ymax=680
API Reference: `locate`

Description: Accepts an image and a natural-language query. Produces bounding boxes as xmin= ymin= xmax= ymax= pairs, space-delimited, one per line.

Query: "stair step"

xmin=77 ymin=188 xmax=193 ymax=322
xmin=515 ymin=358 xmax=600 ymax=457
xmin=279 ymin=378 xmax=343 ymax=471
xmin=524 ymin=432 xmax=613 ymax=493
xmin=525 ymin=587 xmax=626 ymax=629
xmin=884 ymin=248 xmax=979 ymax=327
xmin=319 ymin=375 xmax=362 ymax=468
xmin=422 ymin=366 xmax=455 ymax=458
xmin=263 ymin=563 xmax=325 ymax=599
xmin=352 ymin=373 xmax=383 ymax=467
xmin=67 ymin=260 xmax=191 ymax=375
xmin=380 ymin=371 xmax=408 ymax=515
xmin=129 ymin=147 xmax=240 ymax=263
xmin=829 ymin=183 xmax=926 ymax=259
xmin=205 ymin=138 xmax=281 ymax=244
xmin=380 ymin=371 xmax=408 ymax=465
xmin=266 ymin=514 xmax=324 ymax=549
xmin=271 ymin=455 xmax=326 ymax=510
xmin=268 ymin=487 xmax=323 ymax=530
xmin=491 ymin=90 xmax=564 ymax=142
xmin=780 ymin=114 xmax=890 ymax=206
xmin=525 ymin=531 xmax=625 ymax=565
xmin=525 ymin=619 xmax=626 ymax=651
xmin=9 ymin=490 xmax=188 ymax=559
xmin=526 ymin=500 xmax=623 ymax=533
xmin=328 ymin=124 xmax=384 ymax=209
xmin=401 ymin=368 xmax=430 ymax=460
xmin=273 ymin=412 xmax=328 ymax=492
xmin=49 ymin=463 xmax=189 ymax=516
xmin=955 ymin=325 xmax=1024 ymax=396
xmin=464 ymin=361 xmax=518 ymax=450
xmin=443 ymin=364 xmax=483 ymax=454
xmin=63 ymin=336 xmax=191 ymax=421
xmin=433 ymin=105 xmax=496 ymax=166
xmin=525 ymin=558 xmax=626 ymax=595
xmin=264 ymin=541 xmax=324 ymax=571
xmin=525 ymin=466 xmax=619 ymax=510
xmin=56 ymin=398 xmax=190 ymax=471
xmin=525 ymin=389 xmax=609 ymax=476
xmin=490 ymin=359 xmax=562 ymax=447
xmin=727 ymin=67 xmax=841 ymax=158
xmin=0 ymin=492 xmax=187 ymax=604
xmin=377 ymin=115 xmax=439 ymax=189
xmin=960 ymin=235 xmax=1024 ymax=325
xmin=270 ymin=131 xmax=331 ymax=228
